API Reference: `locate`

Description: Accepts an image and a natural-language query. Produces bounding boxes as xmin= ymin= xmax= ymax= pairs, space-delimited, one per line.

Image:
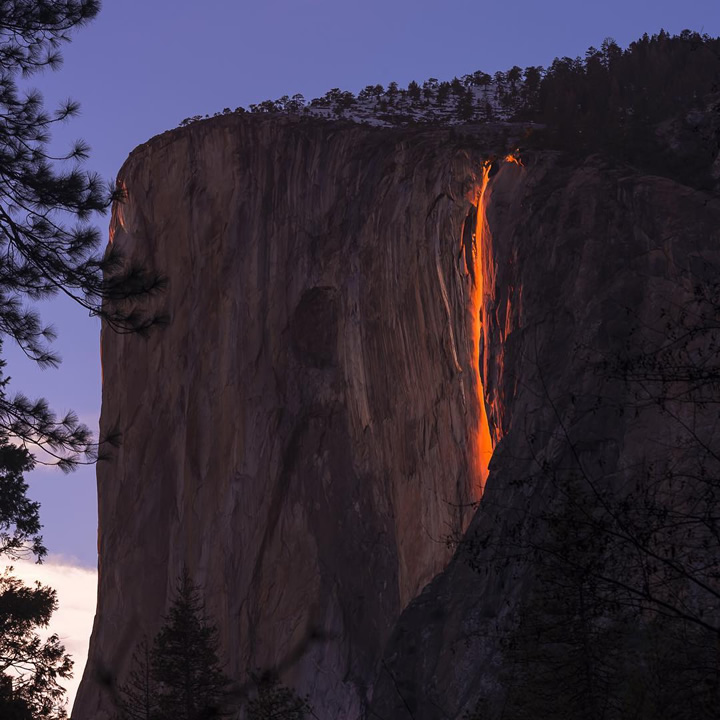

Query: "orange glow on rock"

xmin=108 ymin=180 xmax=128 ymax=245
xmin=465 ymin=161 xmax=494 ymax=499
xmin=504 ymin=150 xmax=523 ymax=166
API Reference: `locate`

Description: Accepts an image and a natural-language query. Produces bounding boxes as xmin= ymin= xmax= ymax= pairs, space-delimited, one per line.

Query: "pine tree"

xmin=151 ymin=571 xmax=229 ymax=720
xmin=0 ymin=366 xmax=72 ymax=719
xmin=118 ymin=571 xmax=230 ymax=720
xmin=0 ymin=570 xmax=73 ymax=720
xmin=0 ymin=361 xmax=44 ymax=561
xmin=0 ymin=0 xmax=165 ymax=468
xmin=116 ymin=640 xmax=156 ymax=720
xmin=456 ymin=90 xmax=476 ymax=122
xmin=246 ymin=672 xmax=311 ymax=720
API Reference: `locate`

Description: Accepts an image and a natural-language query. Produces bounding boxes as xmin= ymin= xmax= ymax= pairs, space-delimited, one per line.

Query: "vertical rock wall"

xmin=73 ymin=116 xmax=492 ymax=719
xmin=369 ymin=156 xmax=720 ymax=719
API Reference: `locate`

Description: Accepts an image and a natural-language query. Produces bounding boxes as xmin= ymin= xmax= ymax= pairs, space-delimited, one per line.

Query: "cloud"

xmin=3 ymin=555 xmax=97 ymax=714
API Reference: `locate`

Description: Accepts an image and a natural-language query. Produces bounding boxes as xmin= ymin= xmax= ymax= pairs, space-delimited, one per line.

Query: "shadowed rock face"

xmin=74 ymin=113 xmax=720 ymax=720
xmin=73 ymin=116 xmax=492 ymax=719
xmin=369 ymin=157 xmax=720 ymax=719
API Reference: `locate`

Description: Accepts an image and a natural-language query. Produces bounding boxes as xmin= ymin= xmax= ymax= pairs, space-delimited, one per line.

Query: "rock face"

xmin=74 ymin=116 xmax=493 ymax=719
xmin=369 ymin=155 xmax=720 ymax=719
xmin=74 ymin=114 xmax=720 ymax=719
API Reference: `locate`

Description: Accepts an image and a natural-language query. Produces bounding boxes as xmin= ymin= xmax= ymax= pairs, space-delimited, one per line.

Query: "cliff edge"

xmin=74 ymin=115 xmax=494 ymax=719
xmin=73 ymin=113 xmax=720 ymax=719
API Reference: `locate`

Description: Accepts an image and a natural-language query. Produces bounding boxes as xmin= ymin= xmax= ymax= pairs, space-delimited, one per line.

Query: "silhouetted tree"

xmin=0 ymin=366 xmax=43 ymax=560
xmin=0 ymin=0 xmax=166 ymax=469
xmin=407 ymin=81 xmax=421 ymax=101
xmin=0 ymin=363 xmax=73 ymax=719
xmin=466 ymin=467 xmax=720 ymax=719
xmin=286 ymin=94 xmax=305 ymax=113
xmin=151 ymin=572 xmax=229 ymax=720
xmin=246 ymin=672 xmax=311 ymax=720
xmin=0 ymin=570 xmax=73 ymax=720
xmin=422 ymin=78 xmax=438 ymax=100
xmin=436 ymin=81 xmax=450 ymax=106
xmin=456 ymin=91 xmax=476 ymax=122
xmin=116 ymin=640 xmax=156 ymax=720
xmin=524 ymin=30 xmax=720 ymax=186
xmin=118 ymin=571 xmax=230 ymax=720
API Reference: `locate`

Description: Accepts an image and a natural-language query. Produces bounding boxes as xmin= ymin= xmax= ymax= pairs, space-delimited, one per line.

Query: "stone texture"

xmin=73 ymin=116 xmax=492 ymax=719
xmin=73 ymin=113 xmax=720 ymax=720
xmin=369 ymin=154 xmax=720 ymax=719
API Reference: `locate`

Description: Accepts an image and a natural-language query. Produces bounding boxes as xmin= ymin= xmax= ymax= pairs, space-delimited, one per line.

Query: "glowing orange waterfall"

xmin=503 ymin=150 xmax=524 ymax=166
xmin=466 ymin=162 xmax=494 ymax=499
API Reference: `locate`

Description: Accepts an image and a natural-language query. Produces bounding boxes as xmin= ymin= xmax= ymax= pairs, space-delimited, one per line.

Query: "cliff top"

xmin=124 ymin=30 xmax=720 ymax=193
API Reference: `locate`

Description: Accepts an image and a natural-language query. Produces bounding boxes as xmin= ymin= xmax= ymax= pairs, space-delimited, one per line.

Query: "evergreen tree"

xmin=118 ymin=571 xmax=230 ymax=720
xmin=0 ymin=365 xmax=72 ymax=720
xmin=456 ymin=90 xmax=476 ymax=122
xmin=0 ymin=570 xmax=72 ymax=720
xmin=0 ymin=4 xmax=163 ymax=713
xmin=246 ymin=672 xmax=311 ymax=720
xmin=0 ymin=0 xmax=165 ymax=468
xmin=116 ymin=640 xmax=156 ymax=720
xmin=0 ymin=361 xmax=44 ymax=561
xmin=406 ymin=80 xmax=421 ymax=101
xmin=435 ymin=81 xmax=450 ymax=105
xmin=151 ymin=572 xmax=229 ymax=720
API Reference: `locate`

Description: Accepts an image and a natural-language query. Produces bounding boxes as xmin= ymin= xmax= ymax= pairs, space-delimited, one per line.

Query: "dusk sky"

xmin=2 ymin=0 xmax=719 ymax=705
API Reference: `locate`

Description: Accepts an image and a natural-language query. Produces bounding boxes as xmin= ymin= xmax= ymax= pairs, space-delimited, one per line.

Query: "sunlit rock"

xmin=74 ymin=115 xmax=492 ymax=719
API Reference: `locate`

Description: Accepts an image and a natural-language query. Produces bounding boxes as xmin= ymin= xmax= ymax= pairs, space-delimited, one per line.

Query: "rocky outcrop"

xmin=74 ymin=116 xmax=495 ymax=719
xmin=369 ymin=155 xmax=720 ymax=719
xmin=74 ymin=113 xmax=720 ymax=720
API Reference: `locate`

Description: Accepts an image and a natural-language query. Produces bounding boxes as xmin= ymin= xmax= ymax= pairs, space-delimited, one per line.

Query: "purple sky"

xmin=7 ymin=0 xmax=719 ymax=567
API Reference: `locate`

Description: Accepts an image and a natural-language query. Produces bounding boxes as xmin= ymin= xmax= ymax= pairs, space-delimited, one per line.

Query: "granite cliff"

xmin=73 ymin=113 xmax=720 ymax=719
xmin=369 ymin=153 xmax=720 ymax=719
